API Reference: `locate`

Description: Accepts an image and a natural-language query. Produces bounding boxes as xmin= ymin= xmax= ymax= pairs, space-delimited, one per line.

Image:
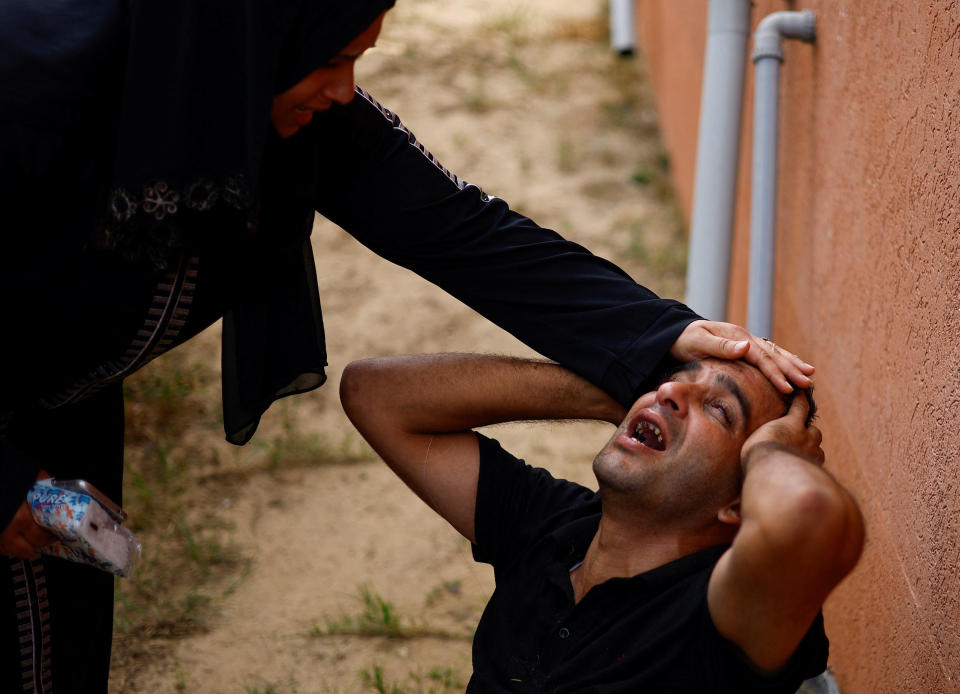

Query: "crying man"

xmin=340 ymin=352 xmax=863 ymax=692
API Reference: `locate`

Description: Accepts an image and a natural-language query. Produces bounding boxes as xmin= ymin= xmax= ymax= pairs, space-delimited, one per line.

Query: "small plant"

xmin=424 ymin=579 xmax=461 ymax=607
xmin=258 ymin=401 xmax=375 ymax=470
xmin=360 ymin=664 xmax=404 ymax=694
xmin=417 ymin=666 xmax=464 ymax=692
xmin=313 ymin=584 xmax=470 ymax=641
xmin=175 ymin=664 xmax=188 ymax=691
xmin=506 ymin=53 xmax=542 ymax=90
xmin=319 ymin=584 xmax=405 ymax=637
xmin=427 ymin=666 xmax=461 ymax=687
xmin=360 ymin=663 xmax=464 ymax=694
xmin=244 ymin=674 xmax=299 ymax=694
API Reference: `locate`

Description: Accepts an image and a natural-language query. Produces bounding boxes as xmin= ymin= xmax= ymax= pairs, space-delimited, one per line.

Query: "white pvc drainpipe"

xmin=609 ymin=0 xmax=636 ymax=56
xmin=745 ymin=17 xmax=845 ymax=694
xmin=684 ymin=0 xmax=752 ymax=320
xmin=747 ymin=10 xmax=816 ymax=338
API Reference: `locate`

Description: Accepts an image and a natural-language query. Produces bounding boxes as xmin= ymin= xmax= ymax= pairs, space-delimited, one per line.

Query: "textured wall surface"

xmin=636 ymin=2 xmax=960 ymax=693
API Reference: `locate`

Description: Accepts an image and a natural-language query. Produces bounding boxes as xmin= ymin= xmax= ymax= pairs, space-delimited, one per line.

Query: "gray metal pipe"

xmin=609 ymin=0 xmax=636 ymax=56
xmin=747 ymin=10 xmax=816 ymax=337
xmin=684 ymin=0 xmax=752 ymax=320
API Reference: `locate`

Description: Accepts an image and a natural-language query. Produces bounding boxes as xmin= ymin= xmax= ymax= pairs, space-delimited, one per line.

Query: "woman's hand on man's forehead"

xmin=668 ymin=320 xmax=814 ymax=394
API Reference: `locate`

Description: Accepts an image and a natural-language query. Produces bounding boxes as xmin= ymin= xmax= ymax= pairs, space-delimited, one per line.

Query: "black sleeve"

xmin=310 ymin=87 xmax=701 ymax=408
xmin=471 ymin=433 xmax=597 ymax=569
xmin=703 ymin=605 xmax=830 ymax=694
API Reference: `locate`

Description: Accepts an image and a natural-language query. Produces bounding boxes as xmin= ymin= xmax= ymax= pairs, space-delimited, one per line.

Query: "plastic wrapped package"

xmin=27 ymin=478 xmax=142 ymax=577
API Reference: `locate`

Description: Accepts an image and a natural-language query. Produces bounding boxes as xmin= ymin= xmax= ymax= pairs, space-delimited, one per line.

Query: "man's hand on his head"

xmin=741 ymin=394 xmax=825 ymax=466
xmin=669 ymin=320 xmax=814 ymax=394
xmin=710 ymin=390 xmax=861 ymax=674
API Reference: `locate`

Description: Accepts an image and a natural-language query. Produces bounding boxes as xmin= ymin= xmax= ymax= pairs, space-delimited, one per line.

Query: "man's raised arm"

xmin=707 ymin=395 xmax=865 ymax=673
xmin=339 ymin=354 xmax=624 ymax=542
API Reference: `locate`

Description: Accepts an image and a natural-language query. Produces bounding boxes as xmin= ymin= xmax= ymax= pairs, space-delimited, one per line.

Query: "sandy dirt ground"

xmin=109 ymin=1 xmax=682 ymax=692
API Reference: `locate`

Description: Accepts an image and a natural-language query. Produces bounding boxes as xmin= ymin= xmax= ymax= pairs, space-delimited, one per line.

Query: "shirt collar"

xmin=548 ymin=514 xmax=730 ymax=587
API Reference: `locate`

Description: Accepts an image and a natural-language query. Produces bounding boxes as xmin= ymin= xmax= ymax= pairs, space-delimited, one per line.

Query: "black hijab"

xmin=106 ymin=0 xmax=395 ymax=259
xmin=1 ymin=0 xmax=394 ymax=234
xmin=1 ymin=0 xmax=395 ymax=443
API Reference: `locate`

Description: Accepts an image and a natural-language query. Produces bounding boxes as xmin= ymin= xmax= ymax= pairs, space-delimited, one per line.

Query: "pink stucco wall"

xmin=636 ymin=2 xmax=960 ymax=692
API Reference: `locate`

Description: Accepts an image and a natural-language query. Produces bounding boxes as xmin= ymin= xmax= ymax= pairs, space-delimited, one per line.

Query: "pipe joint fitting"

xmin=751 ymin=10 xmax=816 ymax=63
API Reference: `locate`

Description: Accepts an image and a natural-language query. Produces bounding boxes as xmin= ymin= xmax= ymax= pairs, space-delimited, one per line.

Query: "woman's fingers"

xmin=747 ymin=341 xmax=813 ymax=393
xmin=671 ymin=320 xmax=815 ymax=394
xmin=0 ymin=501 xmax=56 ymax=559
xmin=756 ymin=337 xmax=814 ymax=377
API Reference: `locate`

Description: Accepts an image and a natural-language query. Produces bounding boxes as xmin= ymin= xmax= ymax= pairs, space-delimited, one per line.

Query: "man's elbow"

xmin=339 ymin=358 xmax=378 ymax=422
xmin=775 ymin=481 xmax=866 ymax=580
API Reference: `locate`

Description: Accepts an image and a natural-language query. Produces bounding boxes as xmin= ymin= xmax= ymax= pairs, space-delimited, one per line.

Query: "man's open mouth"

xmin=631 ymin=419 xmax=666 ymax=451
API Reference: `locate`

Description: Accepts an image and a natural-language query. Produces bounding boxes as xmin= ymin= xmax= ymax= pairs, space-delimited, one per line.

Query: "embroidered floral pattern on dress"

xmin=185 ymin=179 xmax=218 ymax=211
xmin=110 ymin=188 xmax=137 ymax=222
xmin=221 ymin=175 xmax=249 ymax=208
xmin=143 ymin=182 xmax=179 ymax=219
xmin=107 ymin=174 xmax=251 ymax=223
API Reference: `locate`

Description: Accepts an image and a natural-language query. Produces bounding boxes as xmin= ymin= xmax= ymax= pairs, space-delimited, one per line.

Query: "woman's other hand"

xmin=0 ymin=471 xmax=57 ymax=559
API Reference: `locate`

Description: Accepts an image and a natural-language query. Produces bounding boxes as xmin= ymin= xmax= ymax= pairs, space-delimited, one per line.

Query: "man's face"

xmin=593 ymin=359 xmax=785 ymax=521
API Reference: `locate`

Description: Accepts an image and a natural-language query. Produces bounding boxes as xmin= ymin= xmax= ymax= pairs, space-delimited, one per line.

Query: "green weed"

xmin=506 ymin=53 xmax=543 ymax=91
xmin=359 ymin=663 xmax=464 ymax=694
xmin=244 ymin=674 xmax=300 ymax=694
xmin=260 ymin=429 xmax=374 ymax=471
xmin=313 ymin=584 xmax=470 ymax=641
xmin=318 ymin=584 xmax=405 ymax=638
xmin=256 ymin=400 xmax=375 ymax=471
xmin=175 ymin=664 xmax=188 ymax=691
xmin=361 ymin=664 xmax=404 ymax=694
xmin=426 ymin=666 xmax=462 ymax=688
xmin=424 ymin=580 xmax=462 ymax=607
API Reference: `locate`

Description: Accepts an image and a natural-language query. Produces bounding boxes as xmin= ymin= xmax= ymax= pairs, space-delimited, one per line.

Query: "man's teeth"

xmin=634 ymin=421 xmax=663 ymax=446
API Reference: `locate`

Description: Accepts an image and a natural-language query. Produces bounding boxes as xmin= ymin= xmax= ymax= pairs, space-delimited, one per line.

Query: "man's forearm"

xmin=340 ymin=353 xmax=625 ymax=437
xmin=340 ymin=354 xmax=625 ymax=541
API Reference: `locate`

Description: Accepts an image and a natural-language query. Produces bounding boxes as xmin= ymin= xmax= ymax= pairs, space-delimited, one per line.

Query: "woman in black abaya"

xmin=0 ymin=1 xmax=812 ymax=690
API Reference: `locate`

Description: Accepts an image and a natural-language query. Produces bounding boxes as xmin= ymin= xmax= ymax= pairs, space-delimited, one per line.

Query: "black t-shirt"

xmin=469 ymin=434 xmax=829 ymax=693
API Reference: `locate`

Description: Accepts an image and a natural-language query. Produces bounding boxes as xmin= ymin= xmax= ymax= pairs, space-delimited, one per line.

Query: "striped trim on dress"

xmin=39 ymin=255 xmax=199 ymax=411
xmin=9 ymin=557 xmax=52 ymax=694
